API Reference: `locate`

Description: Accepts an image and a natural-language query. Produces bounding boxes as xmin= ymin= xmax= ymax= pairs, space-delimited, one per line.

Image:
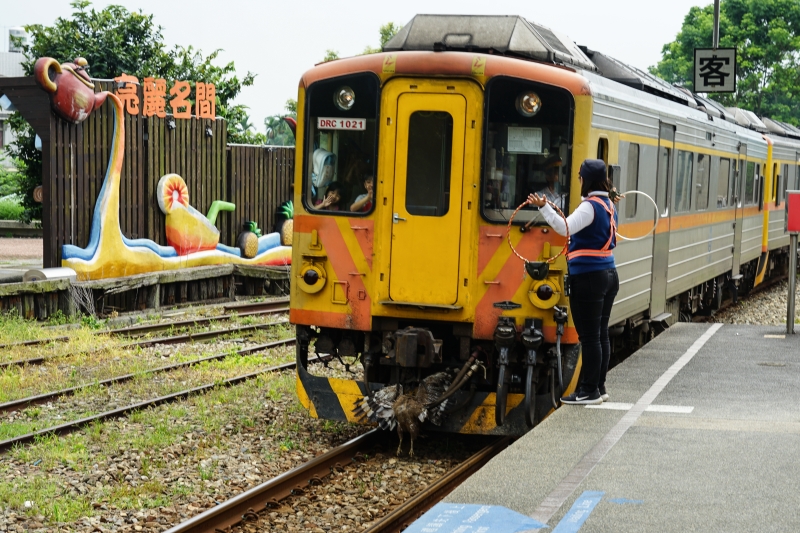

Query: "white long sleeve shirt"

xmin=538 ymin=191 xmax=610 ymax=237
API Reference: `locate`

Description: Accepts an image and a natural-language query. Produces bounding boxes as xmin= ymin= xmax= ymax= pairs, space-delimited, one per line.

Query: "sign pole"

xmin=789 ymin=234 xmax=798 ymax=334
xmin=713 ymin=0 xmax=720 ymax=49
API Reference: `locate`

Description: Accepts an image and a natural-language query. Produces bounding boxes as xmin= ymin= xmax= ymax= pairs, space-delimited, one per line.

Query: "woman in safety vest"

xmin=528 ymin=159 xmax=619 ymax=406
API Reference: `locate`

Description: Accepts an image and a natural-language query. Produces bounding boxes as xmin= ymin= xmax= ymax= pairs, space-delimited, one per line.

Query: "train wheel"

xmin=524 ymin=365 xmax=536 ymax=428
xmin=495 ymin=365 xmax=508 ymax=427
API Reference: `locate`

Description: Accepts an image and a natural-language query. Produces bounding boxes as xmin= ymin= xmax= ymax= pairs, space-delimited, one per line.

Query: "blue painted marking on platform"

xmin=609 ymin=498 xmax=643 ymax=504
xmin=403 ymin=503 xmax=548 ymax=533
xmin=551 ymin=491 xmax=604 ymax=533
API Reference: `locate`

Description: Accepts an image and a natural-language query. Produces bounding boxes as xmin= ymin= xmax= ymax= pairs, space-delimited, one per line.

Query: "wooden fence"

xmin=44 ymin=81 xmax=294 ymax=267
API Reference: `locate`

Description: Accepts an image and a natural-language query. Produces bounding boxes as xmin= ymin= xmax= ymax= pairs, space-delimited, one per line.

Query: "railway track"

xmin=0 ymin=317 xmax=290 ymax=370
xmin=0 ymin=297 xmax=289 ymax=350
xmin=0 ymin=337 xmax=295 ymax=415
xmin=162 ymin=433 xmax=512 ymax=533
xmin=0 ymin=343 xmax=328 ymax=453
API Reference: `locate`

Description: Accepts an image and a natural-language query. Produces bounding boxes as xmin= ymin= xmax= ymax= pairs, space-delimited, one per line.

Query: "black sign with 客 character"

xmin=694 ymin=48 xmax=736 ymax=93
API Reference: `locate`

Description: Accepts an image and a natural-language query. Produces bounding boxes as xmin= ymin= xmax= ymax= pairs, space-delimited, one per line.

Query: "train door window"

xmin=303 ymin=73 xmax=380 ymax=214
xmin=625 ymin=143 xmax=639 ymax=218
xmin=780 ymin=163 xmax=789 ymax=206
xmin=717 ymin=158 xmax=730 ymax=208
xmin=744 ymin=161 xmax=756 ymax=205
xmin=597 ymin=138 xmax=608 ymax=164
xmin=675 ymin=150 xmax=693 ymax=212
xmin=695 ymin=153 xmax=710 ymax=210
xmin=771 ymin=163 xmax=778 ymax=204
xmin=482 ymin=76 xmax=574 ymax=224
xmin=405 ymin=111 xmax=453 ymax=216
xmin=656 ymin=147 xmax=671 ymax=215
xmin=729 ymin=159 xmax=738 ymax=207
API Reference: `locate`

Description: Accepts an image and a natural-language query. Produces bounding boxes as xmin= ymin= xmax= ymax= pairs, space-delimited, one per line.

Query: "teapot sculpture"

xmin=34 ymin=57 xmax=107 ymax=124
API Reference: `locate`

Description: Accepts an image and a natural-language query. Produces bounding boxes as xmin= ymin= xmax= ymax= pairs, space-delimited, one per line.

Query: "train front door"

xmin=384 ymin=80 xmax=476 ymax=306
xmin=731 ymin=144 xmax=747 ymax=277
xmin=649 ymin=122 xmax=675 ymax=320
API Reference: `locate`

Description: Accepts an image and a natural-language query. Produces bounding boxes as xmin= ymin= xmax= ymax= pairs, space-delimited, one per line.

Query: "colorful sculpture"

xmin=34 ymin=57 xmax=292 ymax=280
xmin=34 ymin=57 xmax=107 ymax=124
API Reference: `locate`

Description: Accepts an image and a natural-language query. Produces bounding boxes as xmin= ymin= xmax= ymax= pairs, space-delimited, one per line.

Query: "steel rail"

xmin=362 ymin=436 xmax=513 ymax=533
xmin=0 ymin=318 xmax=290 ymax=371
xmin=0 ymin=298 xmax=289 ymax=350
xmin=0 ymin=338 xmax=296 ymax=414
xmin=0 ymin=349 xmax=329 ymax=454
xmin=162 ymin=429 xmax=381 ymax=533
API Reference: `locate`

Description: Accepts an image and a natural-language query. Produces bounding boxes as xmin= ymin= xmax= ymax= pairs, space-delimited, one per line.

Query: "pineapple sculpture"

xmin=236 ymin=221 xmax=261 ymax=259
xmin=277 ymin=201 xmax=293 ymax=246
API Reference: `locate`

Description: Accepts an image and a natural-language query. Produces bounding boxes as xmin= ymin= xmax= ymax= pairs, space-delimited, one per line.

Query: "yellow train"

xmin=290 ymin=15 xmax=799 ymax=435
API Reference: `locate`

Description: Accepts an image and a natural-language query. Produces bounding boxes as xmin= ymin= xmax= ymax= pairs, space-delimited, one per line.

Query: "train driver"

xmin=537 ymin=156 xmax=564 ymax=210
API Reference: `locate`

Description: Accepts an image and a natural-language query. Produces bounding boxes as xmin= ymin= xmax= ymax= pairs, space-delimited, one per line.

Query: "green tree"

xmin=264 ymin=114 xmax=295 ymax=147
xmin=322 ymin=49 xmax=340 ymax=62
xmin=5 ymin=0 xmax=256 ymax=222
xmin=650 ymin=0 xmax=800 ymax=125
xmin=363 ymin=22 xmax=402 ymax=54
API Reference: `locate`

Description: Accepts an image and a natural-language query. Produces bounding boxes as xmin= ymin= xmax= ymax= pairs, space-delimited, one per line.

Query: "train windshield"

xmin=482 ymin=77 xmax=574 ymax=224
xmin=304 ymin=74 xmax=380 ymax=214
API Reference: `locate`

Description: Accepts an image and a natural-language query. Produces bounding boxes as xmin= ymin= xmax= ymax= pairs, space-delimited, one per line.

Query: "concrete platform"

xmin=410 ymin=323 xmax=800 ymax=532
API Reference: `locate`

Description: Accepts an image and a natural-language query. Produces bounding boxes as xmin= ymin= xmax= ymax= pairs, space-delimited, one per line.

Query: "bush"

xmin=0 ymin=198 xmax=23 ymax=220
xmin=0 ymin=165 xmax=20 ymax=197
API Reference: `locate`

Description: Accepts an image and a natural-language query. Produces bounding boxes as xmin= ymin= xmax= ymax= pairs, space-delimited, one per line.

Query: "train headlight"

xmin=334 ymin=86 xmax=355 ymax=111
xmin=298 ymin=263 xmax=326 ymax=294
xmin=515 ymin=91 xmax=541 ymax=117
xmin=528 ymin=278 xmax=562 ymax=309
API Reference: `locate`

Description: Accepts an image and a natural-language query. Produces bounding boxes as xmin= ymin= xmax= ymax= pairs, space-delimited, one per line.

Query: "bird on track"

xmin=353 ymin=372 xmax=451 ymax=457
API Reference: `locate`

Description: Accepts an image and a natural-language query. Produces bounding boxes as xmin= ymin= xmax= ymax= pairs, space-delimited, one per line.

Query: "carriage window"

xmin=745 ymin=161 xmax=756 ymax=205
xmin=675 ymin=150 xmax=693 ymax=212
xmin=482 ymin=76 xmax=574 ymax=225
xmin=716 ymin=158 xmax=730 ymax=208
xmin=625 ymin=143 xmax=639 ymax=218
xmin=406 ymin=111 xmax=453 ymax=216
xmin=696 ymin=153 xmax=710 ymax=210
xmin=304 ymin=74 xmax=379 ymax=214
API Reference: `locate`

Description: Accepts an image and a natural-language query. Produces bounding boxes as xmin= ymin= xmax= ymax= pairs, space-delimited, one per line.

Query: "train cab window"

xmin=481 ymin=76 xmax=574 ymax=225
xmin=625 ymin=143 xmax=639 ymax=218
xmin=303 ymin=73 xmax=379 ymax=214
xmin=717 ymin=158 xmax=730 ymax=208
xmin=695 ymin=153 xmax=710 ymax=210
xmin=405 ymin=111 xmax=453 ymax=216
xmin=675 ymin=150 xmax=693 ymax=212
xmin=745 ymin=162 xmax=756 ymax=205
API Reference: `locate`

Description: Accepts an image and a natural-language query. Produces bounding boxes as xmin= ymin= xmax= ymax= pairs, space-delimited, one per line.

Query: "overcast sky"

xmin=3 ymin=0 xmax=711 ymax=131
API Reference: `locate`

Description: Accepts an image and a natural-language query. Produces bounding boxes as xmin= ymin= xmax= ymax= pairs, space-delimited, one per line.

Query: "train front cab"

xmin=290 ymin=52 xmax=594 ymax=436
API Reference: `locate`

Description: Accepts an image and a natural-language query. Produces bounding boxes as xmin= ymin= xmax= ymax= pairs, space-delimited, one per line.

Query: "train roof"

xmin=385 ymin=14 xmax=800 ymax=146
xmin=383 ymin=14 xmax=597 ymax=72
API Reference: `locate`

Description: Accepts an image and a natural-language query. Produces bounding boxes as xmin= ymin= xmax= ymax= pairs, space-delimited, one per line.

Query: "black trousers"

xmin=569 ymin=268 xmax=619 ymax=395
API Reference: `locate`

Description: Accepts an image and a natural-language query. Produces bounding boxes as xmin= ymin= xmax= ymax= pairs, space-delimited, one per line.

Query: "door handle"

xmin=393 ymin=213 xmax=407 ymax=224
